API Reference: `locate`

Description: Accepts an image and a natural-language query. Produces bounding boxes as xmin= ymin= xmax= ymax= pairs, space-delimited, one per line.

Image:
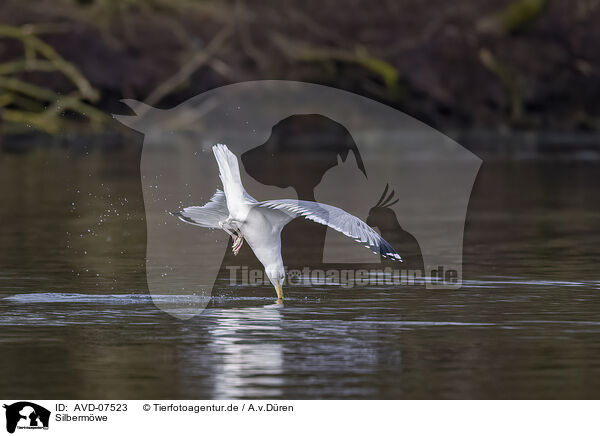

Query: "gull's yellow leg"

xmin=275 ymin=283 xmax=284 ymax=303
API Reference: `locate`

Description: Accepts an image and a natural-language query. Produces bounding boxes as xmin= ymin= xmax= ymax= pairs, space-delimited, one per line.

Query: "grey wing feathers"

xmin=172 ymin=189 xmax=229 ymax=228
xmin=256 ymin=199 xmax=402 ymax=261
xmin=243 ymin=191 xmax=258 ymax=204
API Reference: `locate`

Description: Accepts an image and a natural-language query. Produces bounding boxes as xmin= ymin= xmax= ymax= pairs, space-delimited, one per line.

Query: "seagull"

xmin=173 ymin=144 xmax=401 ymax=302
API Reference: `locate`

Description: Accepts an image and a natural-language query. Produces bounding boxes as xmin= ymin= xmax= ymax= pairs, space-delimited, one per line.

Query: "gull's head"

xmin=265 ymin=264 xmax=285 ymax=301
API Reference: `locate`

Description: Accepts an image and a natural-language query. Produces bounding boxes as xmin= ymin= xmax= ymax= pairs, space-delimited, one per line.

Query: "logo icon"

xmin=3 ymin=402 xmax=50 ymax=434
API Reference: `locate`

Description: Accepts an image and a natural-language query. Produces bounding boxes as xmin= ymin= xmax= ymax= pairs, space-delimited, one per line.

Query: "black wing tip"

xmin=170 ymin=210 xmax=197 ymax=225
xmin=378 ymin=239 xmax=403 ymax=262
xmin=366 ymin=239 xmax=403 ymax=262
xmin=380 ymin=246 xmax=402 ymax=262
xmin=385 ymin=252 xmax=403 ymax=262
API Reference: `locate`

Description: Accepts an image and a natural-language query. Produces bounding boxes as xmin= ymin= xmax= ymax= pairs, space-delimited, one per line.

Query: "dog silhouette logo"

xmin=3 ymin=402 xmax=50 ymax=434
xmin=114 ymin=80 xmax=481 ymax=318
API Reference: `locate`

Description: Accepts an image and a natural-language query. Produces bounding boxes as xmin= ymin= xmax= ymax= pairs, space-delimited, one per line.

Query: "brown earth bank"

xmin=0 ymin=0 xmax=599 ymax=135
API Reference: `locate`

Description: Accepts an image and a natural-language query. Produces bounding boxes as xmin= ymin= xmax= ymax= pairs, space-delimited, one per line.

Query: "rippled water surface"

xmin=1 ymin=148 xmax=599 ymax=398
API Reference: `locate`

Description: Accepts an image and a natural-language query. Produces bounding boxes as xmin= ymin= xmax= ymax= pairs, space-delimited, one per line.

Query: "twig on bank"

xmin=144 ymin=24 xmax=235 ymax=108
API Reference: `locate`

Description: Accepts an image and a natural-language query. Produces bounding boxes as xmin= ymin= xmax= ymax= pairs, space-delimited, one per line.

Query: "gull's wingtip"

xmin=169 ymin=210 xmax=183 ymax=221
xmin=389 ymin=251 xmax=403 ymax=262
xmin=381 ymin=248 xmax=402 ymax=262
xmin=380 ymin=252 xmax=402 ymax=262
xmin=170 ymin=210 xmax=198 ymax=225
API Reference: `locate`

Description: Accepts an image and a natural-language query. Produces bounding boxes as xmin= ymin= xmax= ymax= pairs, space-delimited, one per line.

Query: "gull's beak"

xmin=275 ymin=283 xmax=284 ymax=302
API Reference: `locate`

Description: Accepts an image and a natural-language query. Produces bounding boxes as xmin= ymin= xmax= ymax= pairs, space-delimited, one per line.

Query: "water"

xmin=1 ymin=147 xmax=600 ymax=399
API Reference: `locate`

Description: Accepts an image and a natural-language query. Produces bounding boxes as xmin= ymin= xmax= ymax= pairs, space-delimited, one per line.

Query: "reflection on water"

xmin=207 ymin=305 xmax=284 ymax=398
xmin=1 ymin=147 xmax=600 ymax=398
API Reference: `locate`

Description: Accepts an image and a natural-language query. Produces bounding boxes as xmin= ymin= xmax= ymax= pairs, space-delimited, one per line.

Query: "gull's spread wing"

xmin=255 ymin=199 xmax=402 ymax=261
xmin=172 ymin=189 xmax=229 ymax=228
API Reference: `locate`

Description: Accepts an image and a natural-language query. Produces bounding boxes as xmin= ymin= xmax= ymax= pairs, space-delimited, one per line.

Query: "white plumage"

xmin=174 ymin=144 xmax=401 ymax=301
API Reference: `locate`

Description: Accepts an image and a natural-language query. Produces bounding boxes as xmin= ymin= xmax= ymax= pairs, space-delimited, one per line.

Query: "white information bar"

xmin=1 ymin=400 xmax=597 ymax=436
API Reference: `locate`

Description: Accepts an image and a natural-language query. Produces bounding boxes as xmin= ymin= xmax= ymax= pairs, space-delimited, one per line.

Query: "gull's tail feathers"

xmin=212 ymin=144 xmax=248 ymax=208
xmin=171 ymin=189 xmax=229 ymax=228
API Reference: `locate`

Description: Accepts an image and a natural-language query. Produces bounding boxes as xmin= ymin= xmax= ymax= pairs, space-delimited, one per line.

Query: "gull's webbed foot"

xmin=232 ymin=234 xmax=244 ymax=256
xmin=219 ymin=221 xmax=236 ymax=238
